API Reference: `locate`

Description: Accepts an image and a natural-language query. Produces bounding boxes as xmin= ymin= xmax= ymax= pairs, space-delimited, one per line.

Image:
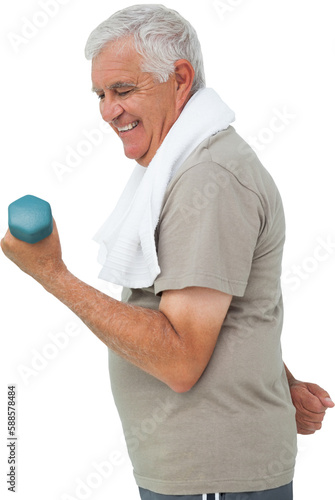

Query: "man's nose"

xmin=100 ymin=97 xmax=123 ymax=124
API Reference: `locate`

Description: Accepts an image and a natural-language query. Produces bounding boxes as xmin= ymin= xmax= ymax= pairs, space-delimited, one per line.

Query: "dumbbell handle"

xmin=8 ymin=195 xmax=53 ymax=244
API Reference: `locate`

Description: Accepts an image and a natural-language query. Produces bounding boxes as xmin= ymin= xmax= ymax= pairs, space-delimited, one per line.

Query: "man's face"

xmin=91 ymin=40 xmax=181 ymax=167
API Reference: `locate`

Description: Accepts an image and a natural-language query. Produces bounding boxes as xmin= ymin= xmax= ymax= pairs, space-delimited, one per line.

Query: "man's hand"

xmin=288 ymin=378 xmax=334 ymax=435
xmin=1 ymin=219 xmax=66 ymax=286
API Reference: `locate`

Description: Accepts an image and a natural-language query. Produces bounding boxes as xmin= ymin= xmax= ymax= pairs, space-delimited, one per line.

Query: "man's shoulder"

xmin=169 ymin=126 xmax=279 ymax=201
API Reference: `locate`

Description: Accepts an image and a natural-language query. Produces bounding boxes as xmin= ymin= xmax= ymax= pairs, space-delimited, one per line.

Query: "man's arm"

xmin=1 ymin=220 xmax=232 ymax=393
xmin=284 ymin=363 xmax=334 ymax=434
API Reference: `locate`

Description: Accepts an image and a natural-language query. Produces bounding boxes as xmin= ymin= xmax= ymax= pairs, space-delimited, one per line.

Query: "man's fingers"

xmin=290 ymin=381 xmax=333 ymax=435
xmin=296 ymin=416 xmax=323 ymax=434
xmin=302 ymin=413 xmax=325 ymax=425
xmin=297 ymin=411 xmax=324 ymax=427
xmin=295 ymin=405 xmax=325 ymax=434
xmin=301 ymin=401 xmax=326 ymax=417
xmin=306 ymin=383 xmax=334 ymax=409
xmin=297 ymin=427 xmax=316 ymax=435
xmin=320 ymin=397 xmax=335 ymax=408
xmin=1 ymin=229 xmax=20 ymax=258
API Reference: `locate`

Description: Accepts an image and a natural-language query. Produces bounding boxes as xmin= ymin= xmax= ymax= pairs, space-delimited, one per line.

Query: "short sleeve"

xmin=154 ymin=162 xmax=263 ymax=297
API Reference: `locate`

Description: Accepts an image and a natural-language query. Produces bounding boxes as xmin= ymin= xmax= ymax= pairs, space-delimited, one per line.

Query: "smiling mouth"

xmin=117 ymin=121 xmax=139 ymax=133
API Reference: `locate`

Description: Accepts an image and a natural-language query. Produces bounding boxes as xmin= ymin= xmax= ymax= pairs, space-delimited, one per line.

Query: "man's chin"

xmin=123 ymin=147 xmax=149 ymax=167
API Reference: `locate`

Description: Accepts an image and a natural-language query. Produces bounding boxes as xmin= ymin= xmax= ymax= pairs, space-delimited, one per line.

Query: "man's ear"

xmin=174 ymin=59 xmax=195 ymax=111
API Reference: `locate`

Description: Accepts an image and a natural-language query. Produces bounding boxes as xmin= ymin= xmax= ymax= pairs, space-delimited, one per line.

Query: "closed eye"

xmin=94 ymin=87 xmax=135 ymax=100
xmin=117 ymin=89 xmax=133 ymax=97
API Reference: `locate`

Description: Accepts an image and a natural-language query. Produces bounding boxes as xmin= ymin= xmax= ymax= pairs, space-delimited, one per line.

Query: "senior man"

xmin=2 ymin=4 xmax=334 ymax=500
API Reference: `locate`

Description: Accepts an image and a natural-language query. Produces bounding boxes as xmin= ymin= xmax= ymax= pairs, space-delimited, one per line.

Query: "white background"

xmin=0 ymin=1 xmax=334 ymax=499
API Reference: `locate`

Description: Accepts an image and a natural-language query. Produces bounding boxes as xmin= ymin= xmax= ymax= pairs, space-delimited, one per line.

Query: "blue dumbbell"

xmin=8 ymin=195 xmax=53 ymax=244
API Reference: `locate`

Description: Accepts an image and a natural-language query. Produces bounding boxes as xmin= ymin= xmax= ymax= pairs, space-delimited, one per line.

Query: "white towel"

xmin=93 ymin=88 xmax=235 ymax=288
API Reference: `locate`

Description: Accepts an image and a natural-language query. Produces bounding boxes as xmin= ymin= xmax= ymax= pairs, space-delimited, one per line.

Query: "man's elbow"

xmin=167 ymin=366 xmax=203 ymax=393
xmin=169 ymin=380 xmax=196 ymax=394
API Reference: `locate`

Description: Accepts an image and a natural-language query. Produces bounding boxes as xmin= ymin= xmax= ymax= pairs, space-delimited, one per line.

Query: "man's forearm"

xmin=42 ymin=266 xmax=184 ymax=388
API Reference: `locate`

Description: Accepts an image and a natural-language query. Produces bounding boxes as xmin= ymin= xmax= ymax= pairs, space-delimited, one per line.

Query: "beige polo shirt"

xmin=108 ymin=126 xmax=297 ymax=495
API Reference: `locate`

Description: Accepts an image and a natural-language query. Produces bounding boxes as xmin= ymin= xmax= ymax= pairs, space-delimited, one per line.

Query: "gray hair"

xmin=85 ymin=4 xmax=206 ymax=95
